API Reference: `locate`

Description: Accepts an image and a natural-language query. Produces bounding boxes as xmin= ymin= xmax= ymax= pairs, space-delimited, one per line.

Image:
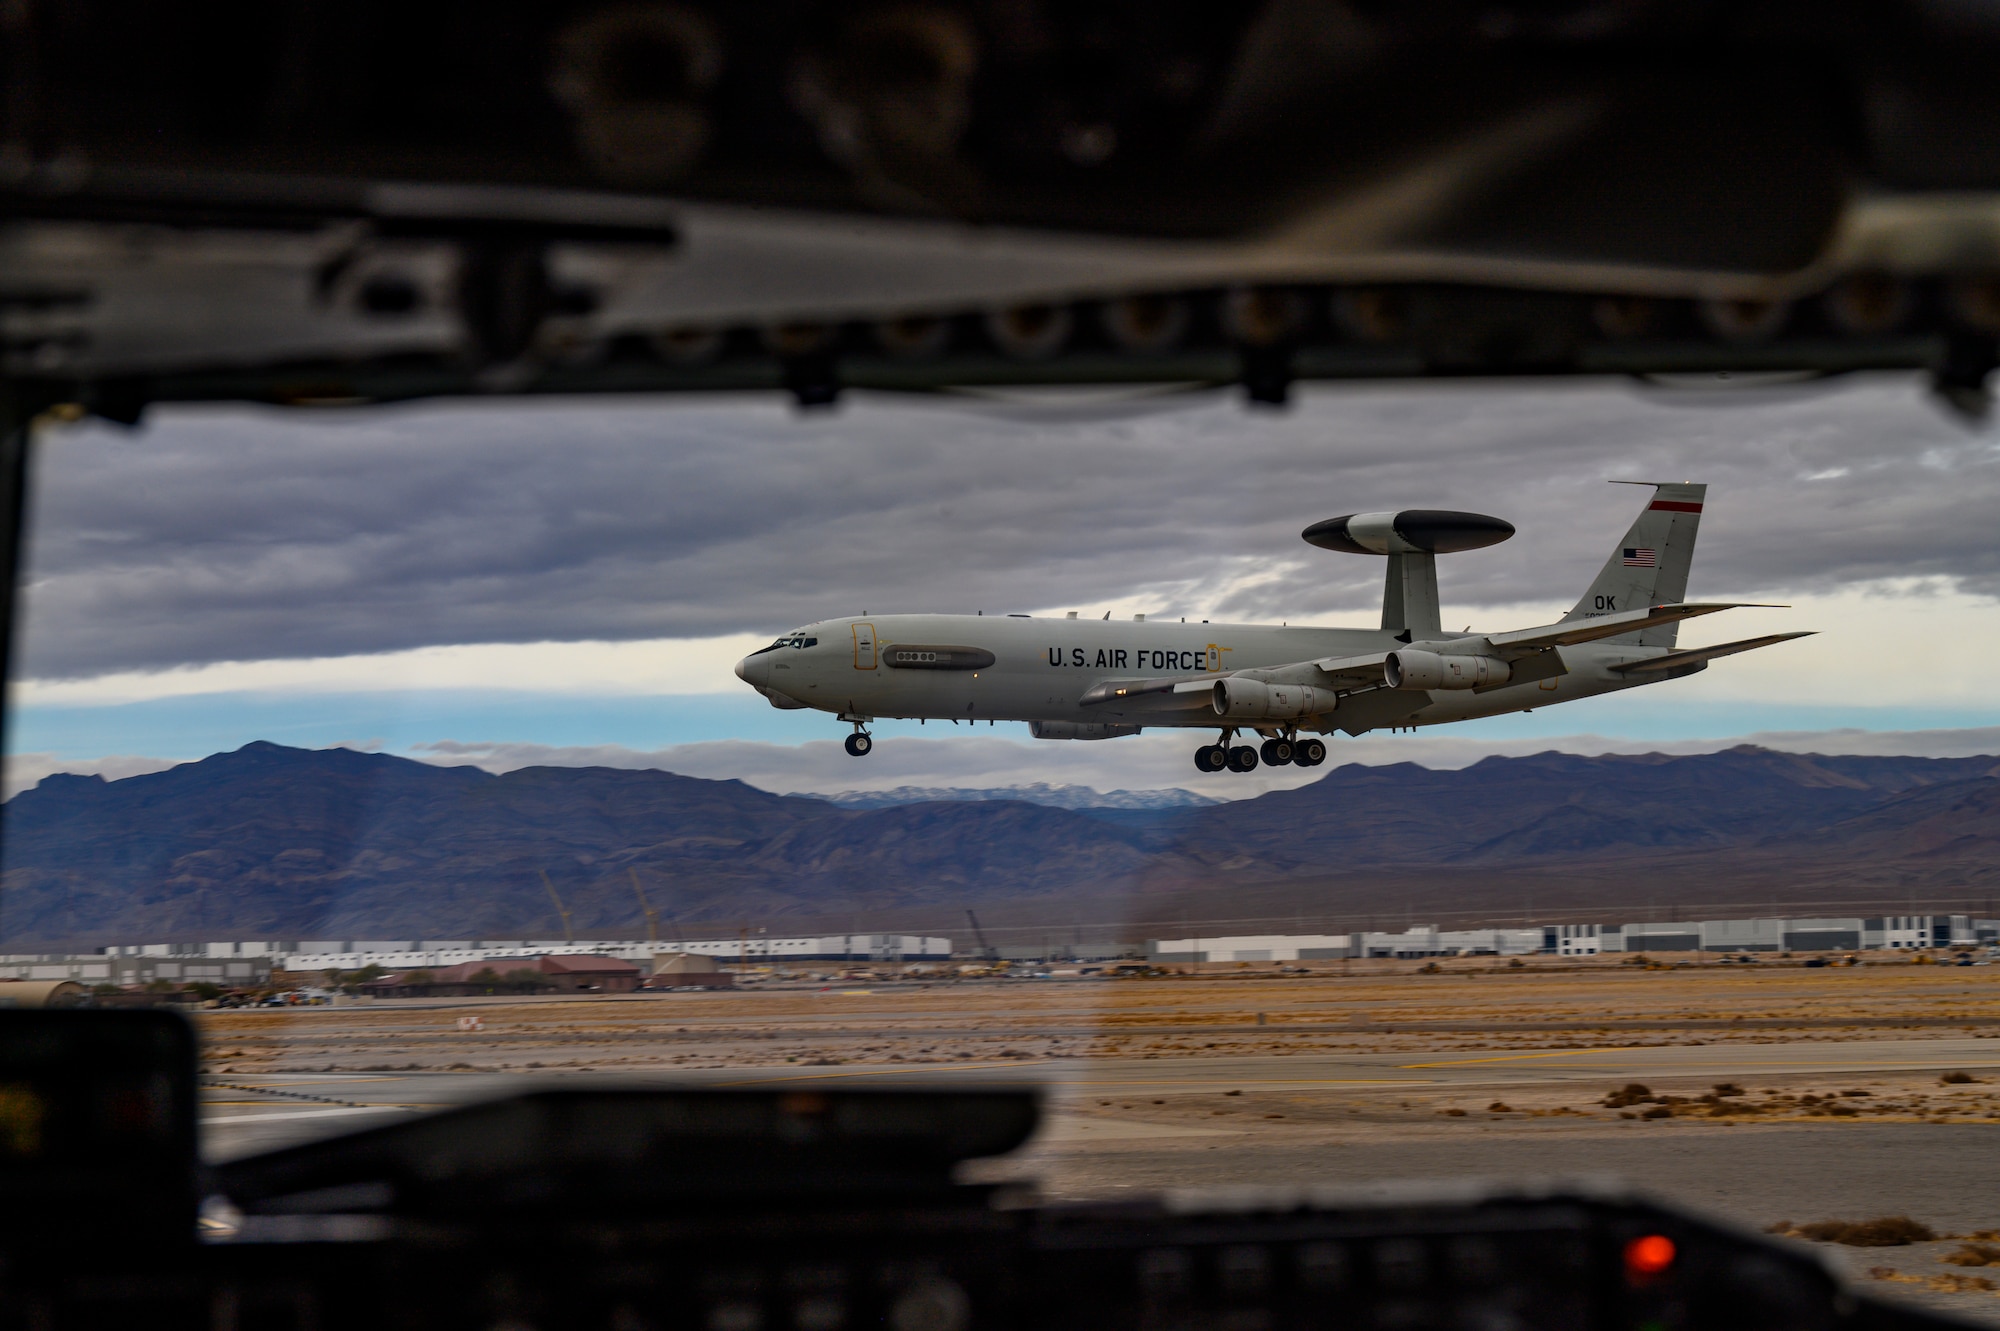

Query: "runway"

xmin=199 ymin=1033 xmax=2000 ymax=1324
xmin=202 ymin=1033 xmax=2000 ymax=1151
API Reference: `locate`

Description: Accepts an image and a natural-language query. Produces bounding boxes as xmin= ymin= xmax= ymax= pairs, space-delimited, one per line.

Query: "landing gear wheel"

xmin=1261 ymin=738 xmax=1294 ymax=766
xmin=844 ymin=732 xmax=873 ymax=757
xmin=1227 ymin=745 xmax=1260 ymax=773
xmin=1194 ymin=744 xmax=1227 ymax=773
xmin=1297 ymin=738 xmax=1327 ymax=766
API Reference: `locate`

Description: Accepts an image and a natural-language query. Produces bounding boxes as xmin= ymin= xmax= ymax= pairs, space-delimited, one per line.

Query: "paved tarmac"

xmin=202 ymin=1034 xmax=2000 ymax=1153
xmin=201 ymin=1035 xmax=2000 ymax=1325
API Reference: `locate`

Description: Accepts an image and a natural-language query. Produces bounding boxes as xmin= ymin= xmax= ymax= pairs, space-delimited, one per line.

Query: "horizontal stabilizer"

xmin=1608 ymin=631 xmax=1815 ymax=674
xmin=1488 ymin=603 xmax=1782 ymax=656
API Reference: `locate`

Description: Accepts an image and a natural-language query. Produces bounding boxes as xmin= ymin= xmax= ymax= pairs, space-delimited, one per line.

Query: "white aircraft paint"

xmin=733 ymin=484 xmax=1810 ymax=773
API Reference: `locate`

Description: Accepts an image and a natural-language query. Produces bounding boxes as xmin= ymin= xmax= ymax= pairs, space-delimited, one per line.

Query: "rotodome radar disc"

xmin=1301 ymin=510 xmax=1515 ymax=555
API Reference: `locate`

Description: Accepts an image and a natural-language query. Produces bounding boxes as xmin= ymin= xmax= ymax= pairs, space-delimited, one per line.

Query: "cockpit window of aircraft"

xmin=9 ymin=6 xmax=2000 ymax=1323
xmin=8 ymin=380 xmax=2000 ymax=1303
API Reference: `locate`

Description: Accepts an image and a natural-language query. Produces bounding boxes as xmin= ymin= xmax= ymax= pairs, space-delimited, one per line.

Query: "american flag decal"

xmin=1623 ymin=547 xmax=1658 ymax=568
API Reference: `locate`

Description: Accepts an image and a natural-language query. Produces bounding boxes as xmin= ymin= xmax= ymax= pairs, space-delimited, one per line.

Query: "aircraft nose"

xmin=733 ymin=655 xmax=751 ymax=684
xmin=734 ymin=653 xmax=767 ymax=687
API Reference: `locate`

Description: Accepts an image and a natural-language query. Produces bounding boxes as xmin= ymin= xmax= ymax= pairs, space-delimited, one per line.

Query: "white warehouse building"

xmin=1150 ymin=926 xmax=1546 ymax=963
xmin=1150 ymin=914 xmax=2000 ymax=962
xmin=96 ymin=934 xmax=953 ymax=973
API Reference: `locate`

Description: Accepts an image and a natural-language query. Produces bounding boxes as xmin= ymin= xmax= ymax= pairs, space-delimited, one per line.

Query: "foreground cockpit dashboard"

xmin=0 ymin=1011 xmax=1970 ymax=1331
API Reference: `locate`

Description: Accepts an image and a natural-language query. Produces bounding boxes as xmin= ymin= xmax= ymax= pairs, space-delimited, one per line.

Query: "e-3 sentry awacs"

xmin=733 ymin=482 xmax=1810 ymax=774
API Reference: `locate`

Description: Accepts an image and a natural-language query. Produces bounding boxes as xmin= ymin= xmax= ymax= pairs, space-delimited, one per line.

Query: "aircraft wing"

xmin=1078 ymin=677 xmax=1218 ymax=710
xmin=1608 ymin=632 xmax=1815 ymax=674
xmin=1079 ymin=653 xmax=1395 ymax=709
xmin=1305 ymin=654 xmax=1397 ymax=688
xmin=1485 ymin=603 xmax=1784 ymax=657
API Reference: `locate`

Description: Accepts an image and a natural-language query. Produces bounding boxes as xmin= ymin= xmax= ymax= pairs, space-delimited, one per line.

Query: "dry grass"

xmin=1770 ymin=1216 xmax=1936 ymax=1246
xmin=1602 ymin=1082 xmax=1655 ymax=1108
xmin=1874 ymin=1269 xmax=2000 ymax=1294
xmin=194 ymin=963 xmax=2000 ymax=1085
xmin=1945 ymin=1245 xmax=2000 ymax=1268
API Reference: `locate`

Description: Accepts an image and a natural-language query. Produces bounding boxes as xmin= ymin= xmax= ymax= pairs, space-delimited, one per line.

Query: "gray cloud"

xmin=4 ymin=751 xmax=179 ymax=799
xmin=18 ymin=374 xmax=1999 ymax=678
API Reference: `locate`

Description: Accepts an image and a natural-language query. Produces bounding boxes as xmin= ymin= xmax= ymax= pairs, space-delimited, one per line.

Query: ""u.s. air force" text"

xmin=1049 ymin=646 xmax=1220 ymax=670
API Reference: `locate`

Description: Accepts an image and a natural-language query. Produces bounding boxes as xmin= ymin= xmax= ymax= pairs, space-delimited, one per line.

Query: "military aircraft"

xmin=733 ymin=483 xmax=1810 ymax=774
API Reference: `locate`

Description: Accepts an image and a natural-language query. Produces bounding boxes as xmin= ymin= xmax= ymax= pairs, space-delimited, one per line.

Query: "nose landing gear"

xmin=842 ymin=715 xmax=874 ymax=757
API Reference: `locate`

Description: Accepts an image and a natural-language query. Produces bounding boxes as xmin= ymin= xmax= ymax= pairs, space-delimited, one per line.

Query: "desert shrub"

xmin=1602 ymin=1083 xmax=1655 ymax=1108
xmin=1934 ymin=1274 xmax=1997 ymax=1292
xmin=1940 ymin=1071 xmax=1983 ymax=1085
xmin=1786 ymin=1216 xmax=1936 ymax=1246
xmin=1944 ymin=1244 xmax=2000 ymax=1268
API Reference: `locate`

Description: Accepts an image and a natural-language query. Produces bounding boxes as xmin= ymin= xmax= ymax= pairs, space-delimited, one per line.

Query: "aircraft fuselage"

xmin=734 ymin=612 xmax=1670 ymax=735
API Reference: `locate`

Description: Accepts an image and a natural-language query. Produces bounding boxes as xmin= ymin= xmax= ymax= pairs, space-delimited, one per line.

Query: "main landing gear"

xmin=1262 ymin=736 xmax=1327 ymax=767
xmin=1196 ymin=730 xmax=1327 ymax=773
xmin=1194 ymin=729 xmax=1260 ymax=774
xmin=1194 ymin=742 xmax=1256 ymax=773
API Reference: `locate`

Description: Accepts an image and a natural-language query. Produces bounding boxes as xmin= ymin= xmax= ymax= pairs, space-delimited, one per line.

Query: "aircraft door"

xmin=853 ymin=622 xmax=877 ymax=669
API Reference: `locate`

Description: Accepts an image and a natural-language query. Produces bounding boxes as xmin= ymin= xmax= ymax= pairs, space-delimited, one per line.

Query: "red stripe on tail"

xmin=1649 ymin=500 xmax=1703 ymax=512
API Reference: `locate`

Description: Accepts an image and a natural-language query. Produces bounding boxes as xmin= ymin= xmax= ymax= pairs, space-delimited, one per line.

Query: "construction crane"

xmin=965 ymin=910 xmax=999 ymax=964
xmin=539 ymin=869 xmax=574 ymax=945
xmin=629 ymin=868 xmax=660 ymax=945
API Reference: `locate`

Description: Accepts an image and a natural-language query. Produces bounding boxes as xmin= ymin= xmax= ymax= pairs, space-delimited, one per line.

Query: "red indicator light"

xmin=1625 ymin=1235 xmax=1677 ymax=1280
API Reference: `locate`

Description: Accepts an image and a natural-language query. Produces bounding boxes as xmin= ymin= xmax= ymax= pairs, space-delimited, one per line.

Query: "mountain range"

xmin=4 ymin=741 xmax=1999 ymax=945
xmin=817 ymin=783 xmax=1220 ymax=811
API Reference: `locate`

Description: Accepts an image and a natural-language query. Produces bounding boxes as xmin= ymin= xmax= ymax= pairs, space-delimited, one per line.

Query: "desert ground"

xmin=200 ymin=955 xmax=2000 ymax=1324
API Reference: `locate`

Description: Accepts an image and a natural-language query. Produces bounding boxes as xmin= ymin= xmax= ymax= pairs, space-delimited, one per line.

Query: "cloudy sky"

xmin=10 ymin=372 xmax=2000 ymax=798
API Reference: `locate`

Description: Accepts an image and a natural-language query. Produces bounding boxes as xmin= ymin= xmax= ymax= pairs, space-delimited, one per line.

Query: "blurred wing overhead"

xmin=5 ymin=2 xmax=2000 ymax=415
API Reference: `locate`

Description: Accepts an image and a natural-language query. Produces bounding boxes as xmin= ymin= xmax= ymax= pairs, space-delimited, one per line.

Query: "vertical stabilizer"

xmin=1382 ymin=552 xmax=1442 ymax=636
xmin=1563 ymin=482 xmax=1706 ymax=647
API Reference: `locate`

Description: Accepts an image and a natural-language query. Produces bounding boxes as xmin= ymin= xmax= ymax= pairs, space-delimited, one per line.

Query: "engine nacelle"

xmin=1212 ymin=678 xmax=1340 ymax=720
xmin=1030 ymin=721 xmax=1140 ymax=741
xmin=1384 ymin=650 xmax=1510 ymax=691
